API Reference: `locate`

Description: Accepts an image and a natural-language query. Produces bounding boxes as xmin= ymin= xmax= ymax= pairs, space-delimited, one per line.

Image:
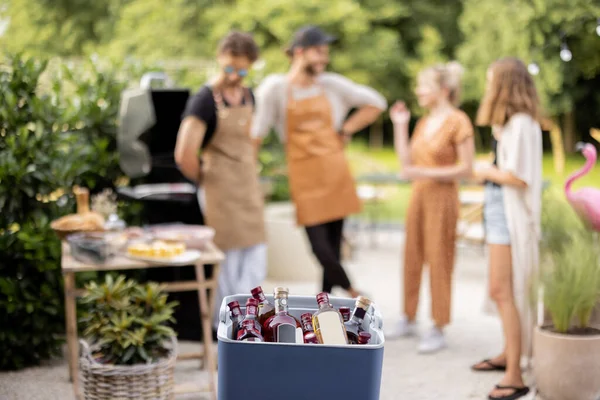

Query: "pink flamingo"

xmin=564 ymin=142 xmax=600 ymax=232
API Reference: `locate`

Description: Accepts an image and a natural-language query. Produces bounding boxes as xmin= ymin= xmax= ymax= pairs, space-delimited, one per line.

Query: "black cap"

xmin=286 ymin=26 xmax=336 ymax=56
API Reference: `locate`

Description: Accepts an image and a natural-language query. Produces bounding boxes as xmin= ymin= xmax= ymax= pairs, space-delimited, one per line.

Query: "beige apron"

xmin=202 ymin=88 xmax=266 ymax=250
xmin=285 ymin=84 xmax=362 ymax=226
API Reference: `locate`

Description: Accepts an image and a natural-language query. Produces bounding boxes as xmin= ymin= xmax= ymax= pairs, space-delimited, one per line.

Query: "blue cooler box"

xmin=217 ymin=294 xmax=385 ymax=400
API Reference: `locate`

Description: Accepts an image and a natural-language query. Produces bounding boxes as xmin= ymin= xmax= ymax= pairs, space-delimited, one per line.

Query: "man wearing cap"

xmin=175 ymin=31 xmax=266 ymax=330
xmin=252 ymin=26 xmax=387 ymax=298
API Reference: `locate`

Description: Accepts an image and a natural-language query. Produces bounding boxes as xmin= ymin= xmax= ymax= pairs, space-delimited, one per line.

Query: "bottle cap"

xmin=228 ymin=300 xmax=240 ymax=310
xmin=358 ymin=332 xmax=372 ymax=344
xmin=339 ymin=307 xmax=351 ymax=322
xmin=355 ymin=296 xmax=372 ymax=309
xmin=316 ymin=292 xmax=330 ymax=306
xmin=273 ymin=287 xmax=289 ymax=297
xmin=250 ymin=286 xmax=264 ymax=298
xmin=246 ymin=298 xmax=259 ymax=307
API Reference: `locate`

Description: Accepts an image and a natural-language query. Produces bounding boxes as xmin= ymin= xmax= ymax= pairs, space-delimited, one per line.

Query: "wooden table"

xmin=61 ymin=241 xmax=224 ymax=400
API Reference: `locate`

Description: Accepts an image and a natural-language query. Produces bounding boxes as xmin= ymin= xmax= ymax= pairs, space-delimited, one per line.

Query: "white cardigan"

xmin=485 ymin=113 xmax=543 ymax=359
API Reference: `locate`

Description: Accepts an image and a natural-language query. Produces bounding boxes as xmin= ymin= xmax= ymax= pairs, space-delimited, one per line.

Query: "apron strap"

xmin=213 ymin=87 xmax=253 ymax=117
xmin=286 ymin=79 xmax=326 ymax=108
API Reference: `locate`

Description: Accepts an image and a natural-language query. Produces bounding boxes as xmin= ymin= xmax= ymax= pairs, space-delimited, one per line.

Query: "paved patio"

xmin=0 ymin=230 xmax=538 ymax=400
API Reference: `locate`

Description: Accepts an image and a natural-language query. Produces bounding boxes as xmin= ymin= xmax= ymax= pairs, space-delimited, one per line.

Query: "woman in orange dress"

xmin=386 ymin=62 xmax=475 ymax=354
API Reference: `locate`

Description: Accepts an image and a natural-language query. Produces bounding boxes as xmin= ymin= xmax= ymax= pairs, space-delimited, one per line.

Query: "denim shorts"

xmin=483 ymin=184 xmax=511 ymax=245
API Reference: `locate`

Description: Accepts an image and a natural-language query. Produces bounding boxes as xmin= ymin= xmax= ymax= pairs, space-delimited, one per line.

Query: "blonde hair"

xmin=419 ymin=61 xmax=464 ymax=106
xmin=476 ymin=57 xmax=540 ymax=127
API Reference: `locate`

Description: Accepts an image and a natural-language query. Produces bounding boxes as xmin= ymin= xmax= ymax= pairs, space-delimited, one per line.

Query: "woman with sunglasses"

xmin=175 ymin=31 xmax=267 ymax=334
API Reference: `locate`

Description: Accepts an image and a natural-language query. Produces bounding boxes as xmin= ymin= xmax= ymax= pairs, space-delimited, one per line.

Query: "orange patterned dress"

xmin=403 ymin=109 xmax=473 ymax=327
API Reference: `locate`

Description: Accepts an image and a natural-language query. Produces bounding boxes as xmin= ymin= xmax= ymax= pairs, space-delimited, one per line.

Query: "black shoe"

xmin=488 ymin=385 xmax=530 ymax=400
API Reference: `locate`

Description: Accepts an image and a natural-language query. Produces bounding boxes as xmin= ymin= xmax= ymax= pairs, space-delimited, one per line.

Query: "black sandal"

xmin=471 ymin=359 xmax=507 ymax=372
xmin=488 ymin=385 xmax=530 ymax=400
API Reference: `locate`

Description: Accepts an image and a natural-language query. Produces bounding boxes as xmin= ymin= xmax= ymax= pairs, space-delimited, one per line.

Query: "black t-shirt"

xmin=181 ymin=85 xmax=255 ymax=149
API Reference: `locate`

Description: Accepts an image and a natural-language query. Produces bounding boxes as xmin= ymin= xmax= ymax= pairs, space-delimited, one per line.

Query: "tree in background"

xmin=459 ymin=0 xmax=600 ymax=151
xmin=0 ymin=0 xmax=126 ymax=56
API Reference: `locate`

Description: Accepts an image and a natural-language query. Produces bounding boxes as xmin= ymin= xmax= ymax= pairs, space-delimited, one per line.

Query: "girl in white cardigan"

xmin=471 ymin=58 xmax=543 ymax=400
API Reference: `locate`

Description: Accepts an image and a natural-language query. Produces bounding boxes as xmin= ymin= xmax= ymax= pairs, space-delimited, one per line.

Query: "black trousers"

xmin=305 ymin=219 xmax=352 ymax=293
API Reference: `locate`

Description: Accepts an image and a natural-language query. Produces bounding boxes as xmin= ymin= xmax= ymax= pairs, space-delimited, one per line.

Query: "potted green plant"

xmin=78 ymin=275 xmax=178 ymax=400
xmin=533 ymin=191 xmax=600 ymax=400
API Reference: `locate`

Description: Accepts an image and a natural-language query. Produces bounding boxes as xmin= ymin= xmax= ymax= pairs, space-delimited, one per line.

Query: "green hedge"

xmin=0 ymin=55 xmax=145 ymax=370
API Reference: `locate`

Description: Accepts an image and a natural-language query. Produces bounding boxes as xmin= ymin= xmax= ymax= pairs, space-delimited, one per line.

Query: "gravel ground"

xmin=0 ymin=231 xmax=539 ymax=400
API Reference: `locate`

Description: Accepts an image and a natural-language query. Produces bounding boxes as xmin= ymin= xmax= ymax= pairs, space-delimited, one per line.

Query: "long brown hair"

xmin=476 ymin=58 xmax=540 ymax=127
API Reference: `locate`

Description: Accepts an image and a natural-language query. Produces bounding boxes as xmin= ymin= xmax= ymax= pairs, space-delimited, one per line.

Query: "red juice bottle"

xmin=239 ymin=298 xmax=262 ymax=334
xmin=339 ymin=307 xmax=351 ymax=323
xmin=237 ymin=320 xmax=264 ymax=342
xmin=228 ymin=300 xmax=243 ymax=340
xmin=264 ymin=287 xmax=303 ymax=343
xmin=300 ymin=313 xmax=318 ymax=344
xmin=251 ymin=286 xmax=275 ymax=330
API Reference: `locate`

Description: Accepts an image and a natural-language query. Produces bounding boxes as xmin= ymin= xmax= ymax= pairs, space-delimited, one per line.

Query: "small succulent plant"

xmin=79 ymin=275 xmax=178 ymax=365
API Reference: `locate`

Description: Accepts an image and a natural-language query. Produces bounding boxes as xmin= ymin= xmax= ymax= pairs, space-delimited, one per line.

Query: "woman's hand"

xmin=390 ymin=101 xmax=411 ymax=126
xmin=398 ymin=166 xmax=420 ymax=181
xmin=472 ymin=163 xmax=495 ymax=184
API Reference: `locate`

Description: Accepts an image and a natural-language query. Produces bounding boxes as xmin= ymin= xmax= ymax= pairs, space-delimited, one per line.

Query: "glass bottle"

xmin=357 ymin=332 xmax=372 ymax=345
xmin=264 ymin=287 xmax=303 ymax=343
xmin=339 ymin=307 xmax=351 ymax=323
xmin=312 ymin=292 xmax=348 ymax=345
xmin=345 ymin=296 xmax=372 ymax=344
xmin=239 ymin=298 xmax=262 ymax=334
xmin=228 ymin=300 xmax=243 ymax=340
xmin=251 ymin=286 xmax=275 ymax=329
xmin=237 ymin=320 xmax=264 ymax=342
xmin=300 ymin=313 xmax=318 ymax=344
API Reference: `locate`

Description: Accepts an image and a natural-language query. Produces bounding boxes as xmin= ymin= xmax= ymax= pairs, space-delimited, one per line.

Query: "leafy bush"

xmin=0 ymin=56 xmax=92 ymax=369
xmin=539 ymin=189 xmax=600 ymax=333
xmin=80 ymin=275 xmax=177 ymax=365
xmin=0 ymin=54 xmax=146 ymax=370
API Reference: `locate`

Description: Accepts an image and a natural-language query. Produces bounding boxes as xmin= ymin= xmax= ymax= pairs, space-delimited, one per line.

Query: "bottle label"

xmin=295 ymin=327 xmax=303 ymax=344
xmin=316 ymin=312 xmax=347 ymax=345
xmin=276 ymin=324 xmax=297 ymax=343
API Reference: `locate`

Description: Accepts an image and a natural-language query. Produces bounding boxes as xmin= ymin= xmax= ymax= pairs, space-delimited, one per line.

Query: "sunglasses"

xmin=223 ymin=66 xmax=249 ymax=77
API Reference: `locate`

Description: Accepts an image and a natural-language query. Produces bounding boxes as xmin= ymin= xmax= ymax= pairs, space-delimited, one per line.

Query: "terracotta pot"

xmin=533 ymin=326 xmax=600 ymax=400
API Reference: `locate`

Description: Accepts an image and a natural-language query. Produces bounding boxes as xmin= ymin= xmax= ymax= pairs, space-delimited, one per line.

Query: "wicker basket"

xmin=78 ymin=338 xmax=177 ymax=400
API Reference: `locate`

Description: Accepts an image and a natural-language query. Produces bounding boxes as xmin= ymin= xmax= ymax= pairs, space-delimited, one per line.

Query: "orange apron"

xmin=285 ymin=84 xmax=361 ymax=226
xmin=202 ymin=89 xmax=266 ymax=250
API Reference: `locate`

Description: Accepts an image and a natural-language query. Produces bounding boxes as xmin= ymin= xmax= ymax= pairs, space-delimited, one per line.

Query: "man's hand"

xmin=174 ymin=116 xmax=206 ymax=186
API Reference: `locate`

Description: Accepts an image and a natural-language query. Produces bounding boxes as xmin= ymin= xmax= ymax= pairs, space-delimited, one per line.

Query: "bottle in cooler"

xmin=251 ymin=286 xmax=275 ymax=330
xmin=236 ymin=320 xmax=264 ymax=342
xmin=312 ymin=292 xmax=348 ymax=345
xmin=344 ymin=296 xmax=372 ymax=344
xmin=264 ymin=287 xmax=303 ymax=343
xmin=228 ymin=300 xmax=243 ymax=340
xmin=339 ymin=306 xmax=351 ymax=323
xmin=300 ymin=312 xmax=318 ymax=344
xmin=357 ymin=331 xmax=372 ymax=345
xmin=239 ymin=298 xmax=262 ymax=334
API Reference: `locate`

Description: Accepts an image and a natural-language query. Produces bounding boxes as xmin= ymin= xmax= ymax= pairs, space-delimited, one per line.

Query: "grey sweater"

xmin=251 ymin=72 xmax=387 ymax=142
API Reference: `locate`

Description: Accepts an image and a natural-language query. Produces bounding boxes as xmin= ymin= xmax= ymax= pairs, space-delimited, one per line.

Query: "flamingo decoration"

xmin=564 ymin=134 xmax=600 ymax=232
